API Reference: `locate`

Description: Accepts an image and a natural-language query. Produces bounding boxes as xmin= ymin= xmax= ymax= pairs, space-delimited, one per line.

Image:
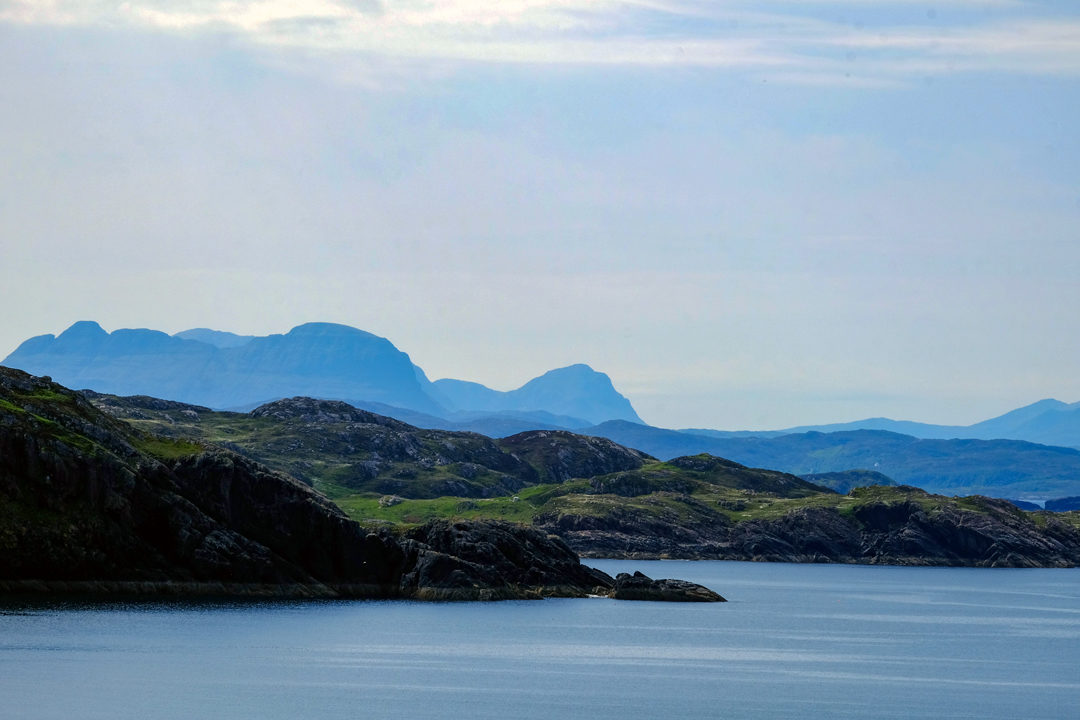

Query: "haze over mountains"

xmin=685 ymin=398 xmax=1080 ymax=450
xmin=5 ymin=320 xmax=1080 ymax=502
xmin=585 ymin=422 xmax=1080 ymax=500
xmin=2 ymin=321 xmax=643 ymax=429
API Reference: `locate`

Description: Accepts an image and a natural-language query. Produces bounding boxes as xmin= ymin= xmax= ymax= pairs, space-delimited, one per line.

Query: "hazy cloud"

xmin=2 ymin=1 xmax=1079 ymax=83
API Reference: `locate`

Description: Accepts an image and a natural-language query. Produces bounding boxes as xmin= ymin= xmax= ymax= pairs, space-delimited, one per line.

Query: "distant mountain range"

xmin=6 ymin=320 xmax=1080 ymax=502
xmin=682 ymin=398 xmax=1080 ymax=450
xmin=2 ymin=321 xmax=643 ymax=427
xmin=580 ymin=422 xmax=1080 ymax=500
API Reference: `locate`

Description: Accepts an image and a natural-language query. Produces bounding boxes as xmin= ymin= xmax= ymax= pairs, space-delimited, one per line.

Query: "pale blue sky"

xmin=2 ymin=1 xmax=1078 ymax=429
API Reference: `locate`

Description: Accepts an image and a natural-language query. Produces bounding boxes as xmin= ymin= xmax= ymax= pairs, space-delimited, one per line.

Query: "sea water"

xmin=1 ymin=561 xmax=1077 ymax=719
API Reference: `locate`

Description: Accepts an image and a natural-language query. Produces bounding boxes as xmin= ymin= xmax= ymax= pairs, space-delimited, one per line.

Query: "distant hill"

xmin=4 ymin=321 xmax=439 ymax=413
xmin=582 ymin=422 xmax=1080 ymax=500
xmin=704 ymin=398 xmax=1080 ymax=449
xmin=1046 ymin=497 xmax=1080 ymax=512
xmin=84 ymin=392 xmax=654 ymax=500
xmin=3 ymin=321 xmax=641 ymax=426
xmin=432 ymin=364 xmax=642 ymax=425
xmin=798 ymin=469 xmax=898 ymax=494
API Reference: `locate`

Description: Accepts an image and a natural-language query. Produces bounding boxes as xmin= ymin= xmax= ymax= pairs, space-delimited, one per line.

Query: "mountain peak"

xmin=547 ymin=363 xmax=594 ymax=373
xmin=286 ymin=322 xmax=379 ymax=339
xmin=3 ymin=321 xmax=642 ymax=427
xmin=57 ymin=320 xmax=107 ymax=340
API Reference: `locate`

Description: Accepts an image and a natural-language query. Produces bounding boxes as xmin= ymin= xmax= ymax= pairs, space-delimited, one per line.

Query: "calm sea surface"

xmin=2 ymin=561 xmax=1078 ymax=719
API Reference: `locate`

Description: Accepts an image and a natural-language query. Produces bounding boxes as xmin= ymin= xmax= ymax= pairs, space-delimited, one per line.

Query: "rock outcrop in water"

xmin=402 ymin=520 xmax=613 ymax=600
xmin=611 ymin=571 xmax=725 ymax=602
xmin=0 ymin=368 xmax=720 ymax=600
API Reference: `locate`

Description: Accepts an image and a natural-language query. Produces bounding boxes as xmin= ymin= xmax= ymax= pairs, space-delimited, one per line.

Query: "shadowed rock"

xmin=1 ymin=368 xmax=722 ymax=601
xmin=611 ymin=571 xmax=725 ymax=602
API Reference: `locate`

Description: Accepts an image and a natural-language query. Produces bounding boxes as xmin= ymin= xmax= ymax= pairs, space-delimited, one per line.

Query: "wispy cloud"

xmin=2 ymin=1 xmax=1079 ymax=83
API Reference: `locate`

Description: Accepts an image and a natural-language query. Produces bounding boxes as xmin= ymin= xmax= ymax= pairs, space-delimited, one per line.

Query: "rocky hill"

xmin=78 ymin=385 xmax=1080 ymax=568
xmin=0 ymin=367 xmax=630 ymax=599
xmin=497 ymin=430 xmax=653 ymax=484
xmin=534 ymin=484 xmax=1080 ymax=567
xmin=356 ymin=472 xmax=1080 ymax=567
xmin=83 ymin=394 xmax=653 ymax=500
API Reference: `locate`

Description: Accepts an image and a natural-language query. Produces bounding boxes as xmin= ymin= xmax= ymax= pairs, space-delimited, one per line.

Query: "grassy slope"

xmin=104 ymin=403 xmax=537 ymax=499
xmin=86 ymin=394 xmax=1080 ymax=541
xmin=327 ymin=462 xmax=1051 ymax=533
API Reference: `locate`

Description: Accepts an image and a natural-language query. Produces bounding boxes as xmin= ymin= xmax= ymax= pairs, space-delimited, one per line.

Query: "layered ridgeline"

xmin=88 ymin=392 xmax=1080 ymax=567
xmin=582 ymin=423 xmax=1080 ymax=501
xmin=2 ymin=321 xmax=642 ymax=430
xmin=8 ymin=321 xmax=1080 ymax=502
xmin=2 ymin=367 xmax=730 ymax=601
xmin=682 ymin=398 xmax=1080 ymax=449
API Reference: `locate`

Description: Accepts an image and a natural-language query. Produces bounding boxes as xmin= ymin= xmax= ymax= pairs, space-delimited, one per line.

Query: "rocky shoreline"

xmin=549 ymin=494 xmax=1080 ymax=568
xmin=0 ymin=368 xmax=721 ymax=602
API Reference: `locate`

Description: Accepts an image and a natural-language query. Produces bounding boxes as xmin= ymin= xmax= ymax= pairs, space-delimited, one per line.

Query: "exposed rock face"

xmin=498 ymin=430 xmax=653 ymax=484
xmin=539 ymin=487 xmax=1080 ymax=567
xmin=538 ymin=500 xmax=731 ymax=559
xmin=0 ymin=368 xmax=615 ymax=599
xmin=612 ymin=571 xmax=725 ymax=602
xmin=401 ymin=520 xmax=614 ymax=600
xmin=84 ymin=395 xmax=662 ymax=499
xmin=250 ymin=397 xmax=414 ymax=429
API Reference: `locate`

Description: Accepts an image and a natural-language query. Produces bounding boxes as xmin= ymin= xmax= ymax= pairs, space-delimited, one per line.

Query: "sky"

xmin=2 ymin=0 xmax=1079 ymax=430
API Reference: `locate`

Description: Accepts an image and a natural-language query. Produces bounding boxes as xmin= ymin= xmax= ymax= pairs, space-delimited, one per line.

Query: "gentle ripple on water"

xmin=1 ymin=561 xmax=1078 ymax=720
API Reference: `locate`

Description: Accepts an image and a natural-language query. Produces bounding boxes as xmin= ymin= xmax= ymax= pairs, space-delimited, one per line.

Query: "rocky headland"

xmin=542 ymin=486 xmax=1080 ymax=567
xmin=44 ymin=379 xmax=1080 ymax=570
xmin=0 ymin=368 xmax=722 ymax=601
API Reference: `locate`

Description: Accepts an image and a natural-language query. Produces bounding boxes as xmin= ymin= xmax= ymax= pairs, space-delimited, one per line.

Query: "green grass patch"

xmin=0 ymin=397 xmax=24 ymax=414
xmin=1053 ymin=511 xmax=1080 ymax=530
xmin=331 ymin=491 xmax=540 ymax=526
xmin=135 ymin=436 xmax=204 ymax=460
xmin=27 ymin=388 xmax=74 ymax=404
